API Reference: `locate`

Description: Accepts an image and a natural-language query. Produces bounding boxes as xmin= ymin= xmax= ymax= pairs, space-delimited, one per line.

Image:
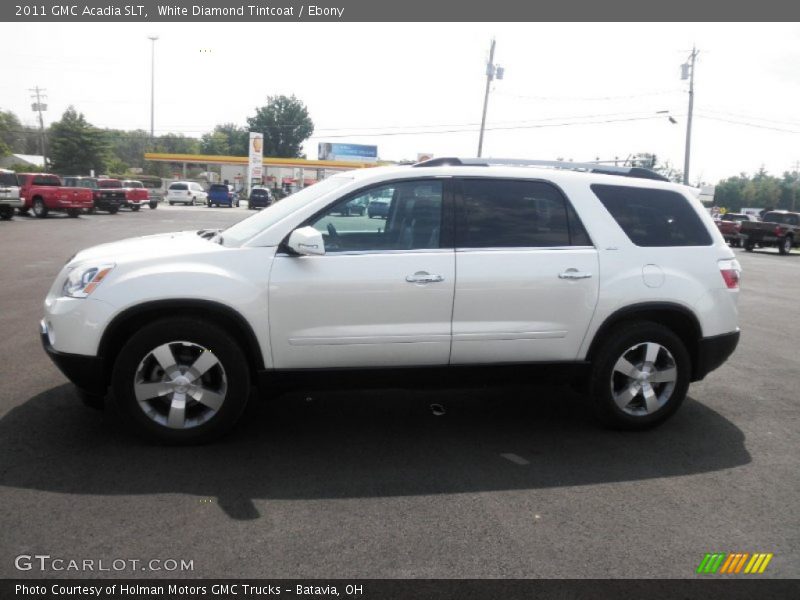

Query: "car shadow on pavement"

xmin=0 ymin=383 xmax=751 ymax=520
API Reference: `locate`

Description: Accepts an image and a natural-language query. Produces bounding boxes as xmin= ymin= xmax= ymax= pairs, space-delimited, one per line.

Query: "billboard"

xmin=249 ymin=132 xmax=264 ymax=181
xmin=318 ymin=143 xmax=378 ymax=163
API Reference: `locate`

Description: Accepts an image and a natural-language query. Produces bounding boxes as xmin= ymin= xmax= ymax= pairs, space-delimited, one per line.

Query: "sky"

xmin=2 ymin=22 xmax=799 ymax=183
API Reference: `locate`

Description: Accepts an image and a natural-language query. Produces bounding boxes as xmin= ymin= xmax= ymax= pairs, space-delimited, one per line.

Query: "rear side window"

xmin=169 ymin=183 xmax=188 ymax=191
xmin=0 ymin=172 xmax=18 ymax=186
xmin=457 ymin=179 xmax=591 ymax=248
xmin=591 ymin=184 xmax=712 ymax=247
xmin=33 ymin=175 xmax=61 ymax=186
xmin=762 ymin=212 xmax=799 ymax=226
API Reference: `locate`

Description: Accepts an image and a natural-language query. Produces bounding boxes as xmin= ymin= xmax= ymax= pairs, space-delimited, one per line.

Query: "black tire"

xmin=32 ymin=198 xmax=48 ymax=218
xmin=744 ymin=240 xmax=755 ymax=252
xmin=111 ymin=317 xmax=251 ymax=444
xmin=169 ymin=201 xmax=175 ymax=206
xmin=0 ymin=208 xmax=12 ymax=221
xmin=18 ymin=207 xmax=30 ymax=216
xmin=66 ymin=209 xmax=80 ymax=218
xmin=108 ymin=206 xmax=119 ymax=215
xmin=588 ymin=321 xmax=690 ymax=430
xmin=149 ymin=201 xmax=157 ymax=209
xmin=778 ymin=235 xmax=793 ymax=255
xmin=190 ymin=197 xmax=196 ymax=206
xmin=131 ymin=205 xmax=140 ymax=212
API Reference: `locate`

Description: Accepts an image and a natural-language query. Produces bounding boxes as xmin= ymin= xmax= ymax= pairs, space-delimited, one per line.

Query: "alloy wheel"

xmin=610 ymin=342 xmax=677 ymax=416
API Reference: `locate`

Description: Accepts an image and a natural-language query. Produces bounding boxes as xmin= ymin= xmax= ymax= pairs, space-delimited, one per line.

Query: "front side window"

xmin=457 ymin=179 xmax=589 ymax=248
xmin=309 ymin=180 xmax=444 ymax=252
xmin=592 ymin=184 xmax=712 ymax=247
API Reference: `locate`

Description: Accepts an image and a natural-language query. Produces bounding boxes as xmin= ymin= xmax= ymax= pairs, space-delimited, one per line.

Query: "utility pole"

xmin=148 ymin=36 xmax=159 ymax=141
xmin=793 ymin=160 xmax=799 ymax=212
xmin=681 ymin=46 xmax=699 ymax=185
xmin=477 ymin=39 xmax=504 ymax=158
xmin=29 ymin=86 xmax=48 ymax=169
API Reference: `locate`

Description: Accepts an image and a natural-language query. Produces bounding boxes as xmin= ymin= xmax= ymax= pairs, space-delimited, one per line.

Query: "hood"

xmin=69 ymin=230 xmax=222 ymax=266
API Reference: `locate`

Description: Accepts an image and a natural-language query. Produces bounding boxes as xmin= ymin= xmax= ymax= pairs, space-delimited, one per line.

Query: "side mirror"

xmin=287 ymin=226 xmax=325 ymax=256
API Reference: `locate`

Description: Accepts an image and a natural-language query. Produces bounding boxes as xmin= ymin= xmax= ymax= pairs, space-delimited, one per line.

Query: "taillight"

xmin=734 ymin=221 xmax=742 ymax=230
xmin=774 ymin=226 xmax=784 ymax=236
xmin=719 ymin=258 xmax=741 ymax=289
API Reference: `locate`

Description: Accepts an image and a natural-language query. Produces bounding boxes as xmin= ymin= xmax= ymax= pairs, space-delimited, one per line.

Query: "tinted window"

xmin=33 ymin=175 xmax=61 ymax=186
xmin=762 ymin=212 xmax=799 ymax=226
xmin=310 ymin=180 xmax=443 ymax=252
xmin=122 ymin=181 xmax=143 ymax=188
xmin=592 ymin=184 xmax=712 ymax=247
xmin=98 ymin=180 xmax=122 ymax=188
xmin=169 ymin=183 xmax=188 ymax=191
xmin=457 ymin=179 xmax=587 ymax=248
xmin=210 ymin=184 xmax=228 ymax=192
xmin=0 ymin=172 xmax=18 ymax=186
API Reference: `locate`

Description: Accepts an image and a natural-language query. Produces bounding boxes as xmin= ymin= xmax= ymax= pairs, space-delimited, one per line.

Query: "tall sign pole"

xmin=682 ymin=46 xmax=699 ymax=185
xmin=29 ymin=86 xmax=48 ymax=169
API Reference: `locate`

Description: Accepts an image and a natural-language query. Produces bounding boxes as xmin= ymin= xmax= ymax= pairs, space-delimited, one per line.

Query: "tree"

xmin=48 ymin=107 xmax=107 ymax=174
xmin=246 ymin=95 xmax=314 ymax=158
xmin=0 ymin=110 xmax=25 ymax=157
xmin=200 ymin=123 xmax=248 ymax=156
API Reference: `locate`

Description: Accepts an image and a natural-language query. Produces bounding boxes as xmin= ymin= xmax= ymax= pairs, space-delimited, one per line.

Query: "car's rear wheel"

xmin=169 ymin=201 xmax=175 ymax=206
xmin=32 ymin=198 xmax=48 ymax=218
xmin=779 ymin=235 xmax=793 ymax=255
xmin=131 ymin=205 xmax=140 ymax=212
xmin=589 ymin=321 xmax=690 ymax=430
xmin=111 ymin=318 xmax=250 ymax=444
xmin=744 ymin=240 xmax=755 ymax=252
xmin=108 ymin=206 xmax=119 ymax=215
xmin=190 ymin=197 xmax=196 ymax=206
xmin=0 ymin=207 xmax=13 ymax=220
xmin=66 ymin=209 xmax=80 ymax=218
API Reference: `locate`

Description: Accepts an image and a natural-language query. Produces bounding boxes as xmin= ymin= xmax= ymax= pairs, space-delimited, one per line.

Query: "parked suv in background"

xmin=207 ymin=183 xmax=238 ymax=207
xmin=166 ymin=181 xmax=207 ymax=205
xmin=41 ymin=158 xmax=740 ymax=443
xmin=0 ymin=169 xmax=23 ymax=220
xmin=248 ymin=186 xmax=274 ymax=210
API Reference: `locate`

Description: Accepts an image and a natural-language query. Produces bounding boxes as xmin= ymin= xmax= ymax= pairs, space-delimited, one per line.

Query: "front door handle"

xmin=406 ymin=271 xmax=445 ymax=284
xmin=559 ymin=268 xmax=592 ymax=280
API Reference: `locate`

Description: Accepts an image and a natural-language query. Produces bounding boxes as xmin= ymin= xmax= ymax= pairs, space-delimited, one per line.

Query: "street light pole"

xmin=478 ymin=39 xmax=504 ymax=158
xmin=682 ymin=46 xmax=698 ymax=185
xmin=148 ymin=36 xmax=159 ymax=141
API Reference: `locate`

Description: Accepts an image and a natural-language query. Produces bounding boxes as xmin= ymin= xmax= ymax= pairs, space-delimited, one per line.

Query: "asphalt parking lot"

xmin=0 ymin=205 xmax=798 ymax=579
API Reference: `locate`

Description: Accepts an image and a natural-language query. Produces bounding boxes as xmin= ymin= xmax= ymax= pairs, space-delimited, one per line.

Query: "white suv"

xmin=41 ymin=158 xmax=741 ymax=443
xmin=0 ymin=169 xmax=23 ymax=220
xmin=166 ymin=181 xmax=208 ymax=205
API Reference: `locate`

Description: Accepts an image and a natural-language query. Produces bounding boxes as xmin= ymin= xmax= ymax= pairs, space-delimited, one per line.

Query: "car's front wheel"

xmin=779 ymin=235 xmax=793 ymax=255
xmin=111 ymin=318 xmax=251 ymax=444
xmin=589 ymin=321 xmax=690 ymax=430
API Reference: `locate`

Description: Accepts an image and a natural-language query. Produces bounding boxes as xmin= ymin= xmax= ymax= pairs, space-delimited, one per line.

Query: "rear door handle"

xmin=559 ymin=268 xmax=592 ymax=280
xmin=406 ymin=271 xmax=445 ymax=284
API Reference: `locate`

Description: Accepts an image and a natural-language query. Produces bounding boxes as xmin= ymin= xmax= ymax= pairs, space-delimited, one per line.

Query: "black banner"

xmin=4 ymin=579 xmax=800 ymax=600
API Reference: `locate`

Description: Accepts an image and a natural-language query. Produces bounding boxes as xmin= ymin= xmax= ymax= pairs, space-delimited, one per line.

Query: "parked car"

xmin=367 ymin=198 xmax=390 ymax=218
xmin=0 ymin=169 xmax=23 ymax=220
xmin=716 ymin=213 xmax=757 ymax=247
xmin=62 ymin=177 xmax=126 ymax=214
xmin=166 ymin=181 xmax=208 ymax=206
xmin=207 ymin=183 xmax=238 ymax=208
xmin=248 ymin=187 xmax=274 ymax=210
xmin=121 ymin=180 xmax=155 ymax=210
xmin=739 ymin=210 xmax=800 ymax=254
xmin=18 ymin=173 xmax=94 ymax=218
xmin=42 ymin=158 xmax=740 ymax=443
xmin=330 ymin=197 xmax=367 ymax=217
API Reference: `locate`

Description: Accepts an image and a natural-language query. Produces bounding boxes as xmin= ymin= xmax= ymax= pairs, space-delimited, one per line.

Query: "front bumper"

xmin=693 ymin=330 xmax=740 ymax=381
xmin=41 ymin=320 xmax=106 ymax=395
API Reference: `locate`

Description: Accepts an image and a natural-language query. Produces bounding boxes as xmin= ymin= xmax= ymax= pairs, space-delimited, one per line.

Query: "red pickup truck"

xmin=120 ymin=179 xmax=156 ymax=210
xmin=715 ymin=213 xmax=757 ymax=247
xmin=17 ymin=173 xmax=93 ymax=218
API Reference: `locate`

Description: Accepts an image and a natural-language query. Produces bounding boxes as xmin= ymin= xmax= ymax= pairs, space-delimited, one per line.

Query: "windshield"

xmin=222 ymin=176 xmax=352 ymax=246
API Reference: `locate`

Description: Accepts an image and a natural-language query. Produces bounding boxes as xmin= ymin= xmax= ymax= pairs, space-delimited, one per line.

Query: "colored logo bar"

xmin=696 ymin=553 xmax=773 ymax=574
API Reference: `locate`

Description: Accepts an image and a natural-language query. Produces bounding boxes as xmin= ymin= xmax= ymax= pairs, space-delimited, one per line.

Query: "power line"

xmin=696 ymin=114 xmax=800 ymax=134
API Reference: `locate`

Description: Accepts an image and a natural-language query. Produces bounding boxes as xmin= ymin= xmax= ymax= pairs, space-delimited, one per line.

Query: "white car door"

xmin=451 ymin=177 xmax=599 ymax=364
xmin=269 ymin=179 xmax=456 ymax=369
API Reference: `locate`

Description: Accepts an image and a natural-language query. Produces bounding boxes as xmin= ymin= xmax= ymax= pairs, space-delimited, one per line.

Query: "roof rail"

xmin=412 ymin=157 xmax=669 ymax=182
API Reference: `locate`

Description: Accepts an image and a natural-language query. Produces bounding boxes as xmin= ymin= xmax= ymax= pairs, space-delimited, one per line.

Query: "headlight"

xmin=62 ymin=263 xmax=115 ymax=298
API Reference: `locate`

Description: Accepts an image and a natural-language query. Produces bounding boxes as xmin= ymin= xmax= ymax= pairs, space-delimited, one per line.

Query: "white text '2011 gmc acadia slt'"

xmin=42 ymin=158 xmax=741 ymax=443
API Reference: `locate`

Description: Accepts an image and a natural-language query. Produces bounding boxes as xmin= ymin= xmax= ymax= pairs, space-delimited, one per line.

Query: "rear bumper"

xmin=693 ymin=330 xmax=740 ymax=381
xmin=41 ymin=320 xmax=106 ymax=395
